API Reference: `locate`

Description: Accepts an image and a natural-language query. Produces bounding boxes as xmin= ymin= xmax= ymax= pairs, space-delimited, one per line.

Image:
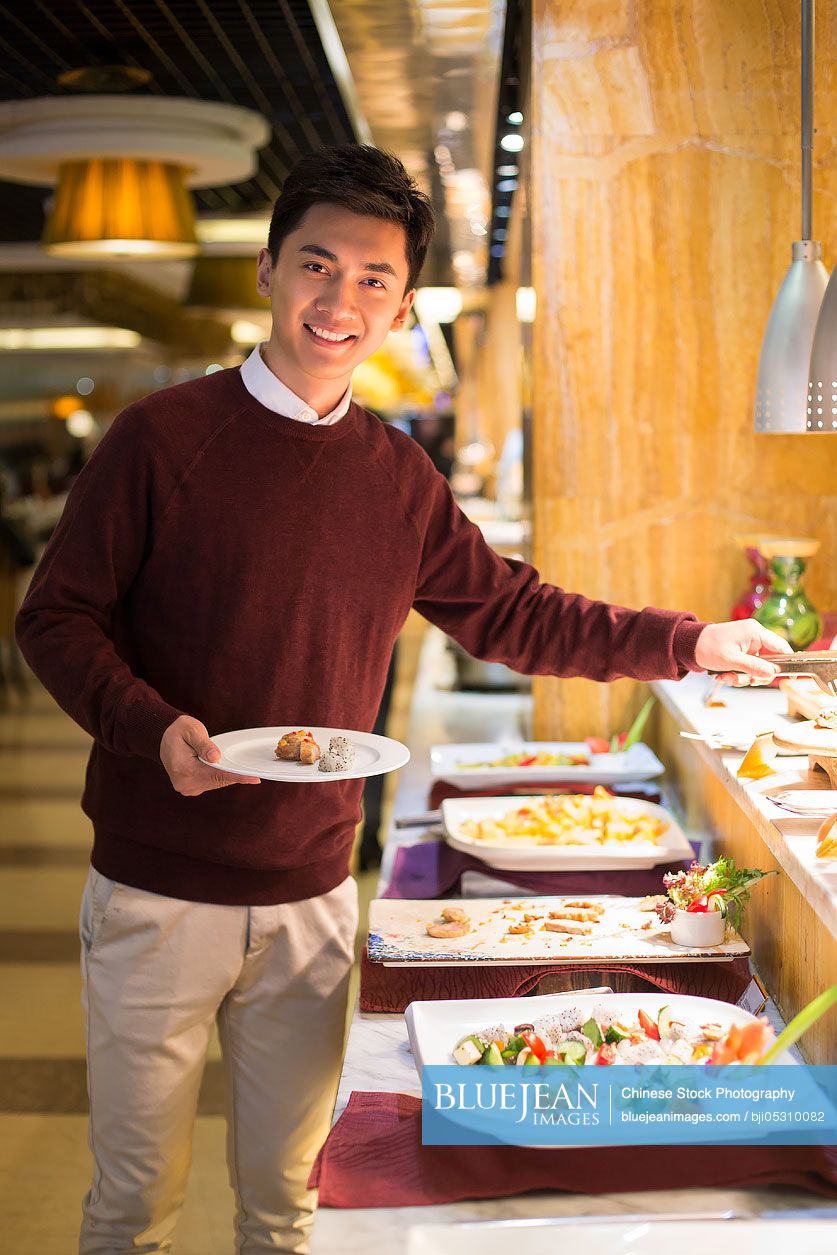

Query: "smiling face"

xmin=256 ymin=202 xmax=416 ymax=415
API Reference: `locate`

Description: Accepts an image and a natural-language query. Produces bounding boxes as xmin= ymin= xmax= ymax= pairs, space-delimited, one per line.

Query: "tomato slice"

xmin=585 ymin=736 xmax=611 ymax=755
xmin=596 ymin=1043 xmax=617 ymax=1065
xmin=638 ymin=1009 xmax=661 ymax=1041
xmin=521 ymin=1032 xmax=547 ymax=1062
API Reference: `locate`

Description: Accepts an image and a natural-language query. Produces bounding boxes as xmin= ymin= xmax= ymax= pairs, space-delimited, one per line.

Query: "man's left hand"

xmin=693 ymin=619 xmax=793 ymax=686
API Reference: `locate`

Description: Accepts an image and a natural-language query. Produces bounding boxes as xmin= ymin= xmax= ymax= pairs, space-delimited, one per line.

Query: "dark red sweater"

xmin=16 ymin=369 xmax=705 ymax=904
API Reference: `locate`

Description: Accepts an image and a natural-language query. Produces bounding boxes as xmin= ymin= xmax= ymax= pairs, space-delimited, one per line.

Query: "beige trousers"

xmin=78 ymin=867 xmax=358 ymax=1254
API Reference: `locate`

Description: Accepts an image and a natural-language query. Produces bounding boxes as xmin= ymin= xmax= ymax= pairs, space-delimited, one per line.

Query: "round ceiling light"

xmin=0 ymin=96 xmax=270 ymax=260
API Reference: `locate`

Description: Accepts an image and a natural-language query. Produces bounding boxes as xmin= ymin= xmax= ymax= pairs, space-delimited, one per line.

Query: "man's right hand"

xmin=160 ymin=715 xmax=261 ymax=796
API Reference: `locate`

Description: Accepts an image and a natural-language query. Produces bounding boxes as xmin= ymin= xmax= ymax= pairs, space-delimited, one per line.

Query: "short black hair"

xmin=267 ymin=144 xmax=435 ymax=291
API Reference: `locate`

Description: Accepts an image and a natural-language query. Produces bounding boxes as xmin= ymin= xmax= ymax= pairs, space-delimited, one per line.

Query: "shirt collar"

xmin=240 ymin=342 xmax=352 ymax=425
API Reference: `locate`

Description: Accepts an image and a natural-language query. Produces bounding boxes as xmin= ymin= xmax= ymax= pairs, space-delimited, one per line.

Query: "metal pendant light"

xmin=754 ymin=0 xmax=828 ymax=433
xmin=807 ymin=54 xmax=837 ymax=433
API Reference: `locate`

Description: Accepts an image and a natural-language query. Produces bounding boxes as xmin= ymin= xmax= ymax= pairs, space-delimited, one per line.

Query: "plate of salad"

xmin=430 ymin=740 xmax=664 ymax=789
xmin=405 ymin=991 xmax=794 ymax=1074
xmin=431 ymin=699 xmax=663 ymax=788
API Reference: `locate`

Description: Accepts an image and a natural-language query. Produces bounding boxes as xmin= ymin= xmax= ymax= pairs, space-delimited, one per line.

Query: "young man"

xmin=16 ymin=144 xmax=788 ymax=1254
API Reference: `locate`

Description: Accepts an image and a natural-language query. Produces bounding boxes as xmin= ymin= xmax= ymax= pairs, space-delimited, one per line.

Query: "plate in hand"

xmin=200 ymin=726 xmax=410 ymax=782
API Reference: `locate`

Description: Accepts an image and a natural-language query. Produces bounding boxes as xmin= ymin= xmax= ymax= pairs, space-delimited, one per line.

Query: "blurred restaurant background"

xmin=1 ymin=1 xmax=836 ymax=1249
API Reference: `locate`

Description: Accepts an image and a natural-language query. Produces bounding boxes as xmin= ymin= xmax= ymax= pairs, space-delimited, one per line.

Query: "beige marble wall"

xmin=529 ymin=0 xmax=837 ymax=739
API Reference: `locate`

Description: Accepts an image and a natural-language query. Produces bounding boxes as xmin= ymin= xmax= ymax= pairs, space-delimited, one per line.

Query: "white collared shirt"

xmin=240 ymin=342 xmax=351 ymax=426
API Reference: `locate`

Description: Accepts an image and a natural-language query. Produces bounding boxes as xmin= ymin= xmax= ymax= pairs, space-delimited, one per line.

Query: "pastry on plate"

xmin=275 ymin=730 xmax=321 ymax=761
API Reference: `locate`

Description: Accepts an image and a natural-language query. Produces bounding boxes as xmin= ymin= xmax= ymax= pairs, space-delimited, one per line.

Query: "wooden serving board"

xmin=780 ymin=677 xmax=837 ymax=721
xmin=773 ymin=720 xmax=837 ymax=787
xmin=367 ymin=895 xmax=750 ymax=967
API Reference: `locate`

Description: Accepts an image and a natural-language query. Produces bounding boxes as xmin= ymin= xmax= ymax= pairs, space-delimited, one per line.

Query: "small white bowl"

xmin=670 ymin=908 xmax=726 ymax=947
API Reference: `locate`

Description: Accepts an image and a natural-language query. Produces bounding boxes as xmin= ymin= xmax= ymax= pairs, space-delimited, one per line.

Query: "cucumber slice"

xmin=605 ymin=1022 xmax=631 ymax=1044
xmin=482 ymin=1041 xmax=504 ymax=1066
xmin=556 ymin=1040 xmax=587 ymax=1065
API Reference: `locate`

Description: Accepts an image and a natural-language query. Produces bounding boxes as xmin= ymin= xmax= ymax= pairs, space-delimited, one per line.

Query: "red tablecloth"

xmin=310 ymin=1092 xmax=837 ymax=1206
xmin=359 ymin=947 xmax=752 ymax=1014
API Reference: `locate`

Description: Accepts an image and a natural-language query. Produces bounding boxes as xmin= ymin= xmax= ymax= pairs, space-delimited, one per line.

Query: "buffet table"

xmin=653 ymin=674 xmax=837 ymax=1063
xmin=309 ymin=632 xmax=836 ymax=1252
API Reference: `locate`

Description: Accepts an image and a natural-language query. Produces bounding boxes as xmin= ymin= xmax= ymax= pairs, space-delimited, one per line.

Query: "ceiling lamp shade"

xmin=754 ymin=0 xmax=828 ymax=433
xmin=807 ymin=272 xmax=837 ymax=431
xmin=0 ymin=95 xmax=269 ymax=261
xmin=754 ymin=241 xmax=828 ymax=432
xmin=44 ymin=159 xmax=198 ymax=258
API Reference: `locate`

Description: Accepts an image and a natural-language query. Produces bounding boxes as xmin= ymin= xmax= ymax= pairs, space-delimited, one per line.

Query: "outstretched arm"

xmin=412 ymin=471 xmax=790 ymax=683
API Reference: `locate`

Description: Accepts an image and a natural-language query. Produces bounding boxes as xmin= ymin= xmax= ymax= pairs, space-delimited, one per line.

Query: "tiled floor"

xmin=0 ymin=615 xmax=425 ymax=1252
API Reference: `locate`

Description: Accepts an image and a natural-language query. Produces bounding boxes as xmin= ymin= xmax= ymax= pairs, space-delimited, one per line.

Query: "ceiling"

xmin=0 ymin=1 xmax=507 ymax=413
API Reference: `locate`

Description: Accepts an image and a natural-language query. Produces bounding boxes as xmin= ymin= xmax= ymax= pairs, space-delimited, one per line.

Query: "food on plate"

xmin=317 ymin=736 xmax=356 ymax=773
xmin=451 ymin=1002 xmax=776 ymax=1066
xmin=457 ymin=786 xmax=667 ymax=847
xmin=543 ymin=919 xmax=592 ymax=936
xmin=815 ymin=707 xmax=837 ymax=731
xmin=298 ymin=739 xmax=321 ymax=765
xmin=707 ymin=1019 xmax=774 ymax=1064
xmin=426 ymin=906 xmax=471 ymax=939
xmin=548 ymin=904 xmax=604 ymax=922
xmin=275 ymin=730 xmax=320 ymax=761
xmin=816 ymin=813 xmax=837 ymax=859
xmin=458 ymin=749 xmax=588 ymax=770
xmin=655 ymin=856 xmax=776 ymax=930
xmin=736 ymin=731 xmax=778 ymax=780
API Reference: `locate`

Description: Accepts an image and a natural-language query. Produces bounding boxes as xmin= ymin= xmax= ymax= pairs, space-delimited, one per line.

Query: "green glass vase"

xmin=754 ymin=554 xmax=822 ymax=650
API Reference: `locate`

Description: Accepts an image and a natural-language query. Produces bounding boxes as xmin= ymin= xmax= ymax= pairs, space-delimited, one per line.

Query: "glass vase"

xmin=754 ymin=540 xmax=822 ymax=651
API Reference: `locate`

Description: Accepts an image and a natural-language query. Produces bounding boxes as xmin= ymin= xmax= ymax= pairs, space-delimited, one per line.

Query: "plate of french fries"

xmin=441 ymin=787 xmax=693 ymax=870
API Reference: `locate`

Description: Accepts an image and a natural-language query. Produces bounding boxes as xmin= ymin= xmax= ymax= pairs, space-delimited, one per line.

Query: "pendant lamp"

xmin=44 ymin=158 xmax=198 ymax=258
xmin=0 ymin=96 xmax=269 ymax=261
xmin=754 ymin=0 xmax=828 ymax=433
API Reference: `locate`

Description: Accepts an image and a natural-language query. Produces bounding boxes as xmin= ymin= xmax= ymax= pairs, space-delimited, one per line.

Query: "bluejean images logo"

xmin=421 ymin=1065 xmax=837 ymax=1146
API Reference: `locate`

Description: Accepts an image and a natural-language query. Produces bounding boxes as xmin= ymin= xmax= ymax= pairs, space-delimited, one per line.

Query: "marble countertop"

xmin=309 ymin=637 xmax=834 ymax=1253
xmin=652 ymin=674 xmax=837 ymax=940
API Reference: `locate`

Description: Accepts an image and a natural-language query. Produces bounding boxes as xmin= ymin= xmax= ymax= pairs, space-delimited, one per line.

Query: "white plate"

xmin=404 ymin=991 xmax=791 ymax=1073
xmin=201 ymin=725 xmax=409 ymax=783
xmin=430 ymin=741 xmax=664 ymax=788
xmin=441 ymin=795 xmax=692 ymax=870
xmin=407 ymin=1218 xmax=834 ymax=1255
xmin=766 ymin=789 xmax=837 ymax=819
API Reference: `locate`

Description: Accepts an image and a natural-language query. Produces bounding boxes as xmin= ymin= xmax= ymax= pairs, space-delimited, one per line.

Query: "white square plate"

xmin=430 ymin=741 xmax=664 ymax=789
xmin=441 ymin=795 xmax=693 ymax=870
xmin=404 ymin=991 xmax=788 ymax=1073
xmin=407 ymin=1218 xmax=832 ymax=1255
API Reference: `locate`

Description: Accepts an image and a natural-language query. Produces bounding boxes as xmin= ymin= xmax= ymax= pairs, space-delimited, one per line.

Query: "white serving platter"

xmin=404 ymin=990 xmax=786 ymax=1074
xmin=367 ymin=896 xmax=749 ymax=966
xmin=774 ymin=719 xmax=837 ymax=756
xmin=200 ymin=725 xmax=409 ymax=783
xmin=430 ymin=740 xmax=664 ymax=789
xmin=441 ymin=795 xmax=693 ymax=870
xmin=407 ymin=1217 xmax=831 ymax=1255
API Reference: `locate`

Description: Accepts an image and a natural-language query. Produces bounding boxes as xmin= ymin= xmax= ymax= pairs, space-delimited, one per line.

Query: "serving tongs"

xmin=713 ymin=651 xmax=837 ymax=698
